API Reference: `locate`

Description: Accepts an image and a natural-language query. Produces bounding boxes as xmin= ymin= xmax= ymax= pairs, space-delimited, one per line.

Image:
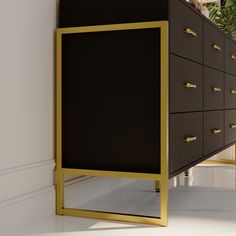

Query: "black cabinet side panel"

xmin=62 ymin=29 xmax=161 ymax=174
xmin=59 ymin=0 xmax=168 ymax=27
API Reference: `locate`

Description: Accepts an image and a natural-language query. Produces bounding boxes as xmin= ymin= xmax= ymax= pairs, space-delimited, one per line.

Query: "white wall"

xmin=0 ymin=0 xmax=57 ymax=211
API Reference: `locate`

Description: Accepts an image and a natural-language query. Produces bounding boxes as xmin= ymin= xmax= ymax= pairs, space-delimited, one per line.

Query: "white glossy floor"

xmin=4 ymin=165 xmax=236 ymax=236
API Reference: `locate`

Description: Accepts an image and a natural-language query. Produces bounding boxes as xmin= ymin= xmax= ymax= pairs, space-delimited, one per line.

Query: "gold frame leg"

xmin=56 ymin=170 xmax=169 ymax=226
xmin=184 ymin=170 xmax=189 ymax=177
xmin=234 ymin=144 xmax=236 ymax=165
xmin=56 ymin=170 xmax=64 ymax=215
xmin=155 ymin=180 xmax=160 ymax=192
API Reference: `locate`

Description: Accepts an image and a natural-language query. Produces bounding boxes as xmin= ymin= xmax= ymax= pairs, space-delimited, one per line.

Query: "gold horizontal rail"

xmin=62 ymin=168 xmax=162 ymax=181
xmin=61 ymin=208 xmax=163 ymax=226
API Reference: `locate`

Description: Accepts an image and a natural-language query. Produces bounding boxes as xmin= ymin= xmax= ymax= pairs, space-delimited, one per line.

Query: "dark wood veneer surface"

xmin=62 ymin=29 xmax=161 ymax=173
xmin=170 ymin=55 xmax=203 ymax=113
xmin=204 ymin=21 xmax=224 ymax=71
xmin=60 ymin=0 xmax=168 ymax=27
xmin=170 ymin=0 xmax=203 ymax=63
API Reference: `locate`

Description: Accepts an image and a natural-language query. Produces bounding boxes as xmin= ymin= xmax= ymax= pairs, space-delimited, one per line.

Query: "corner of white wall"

xmin=0 ymin=0 xmax=57 ymax=219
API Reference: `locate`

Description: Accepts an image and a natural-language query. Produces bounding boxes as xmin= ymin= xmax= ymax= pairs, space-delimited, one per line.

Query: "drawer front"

xmin=225 ymin=110 xmax=236 ymax=145
xmin=204 ymin=111 xmax=224 ymax=155
xmin=170 ymin=0 xmax=203 ymax=63
xmin=225 ymin=38 xmax=236 ymax=75
xmin=204 ymin=21 xmax=224 ymax=71
xmin=225 ymin=74 xmax=236 ymax=109
xmin=170 ymin=112 xmax=203 ymax=174
xmin=204 ymin=67 xmax=224 ymax=110
xmin=170 ymin=55 xmax=203 ymax=113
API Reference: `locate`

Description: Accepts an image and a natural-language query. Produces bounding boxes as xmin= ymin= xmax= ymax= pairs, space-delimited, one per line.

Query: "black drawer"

xmin=170 ymin=55 xmax=203 ymax=113
xmin=170 ymin=112 xmax=203 ymax=174
xmin=225 ymin=110 xmax=236 ymax=145
xmin=204 ymin=21 xmax=224 ymax=71
xmin=204 ymin=66 xmax=224 ymax=111
xmin=204 ymin=111 xmax=224 ymax=155
xmin=225 ymin=38 xmax=236 ymax=75
xmin=225 ymin=74 xmax=236 ymax=109
xmin=170 ymin=0 xmax=203 ymax=63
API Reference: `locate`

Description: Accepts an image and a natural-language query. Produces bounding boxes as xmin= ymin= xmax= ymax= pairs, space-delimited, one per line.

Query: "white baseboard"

xmin=0 ymin=159 xmax=55 ymax=205
xmin=0 ymin=187 xmax=55 ymax=236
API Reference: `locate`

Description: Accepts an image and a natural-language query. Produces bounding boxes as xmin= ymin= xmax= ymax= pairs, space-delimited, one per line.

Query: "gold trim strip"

xmin=62 ymin=168 xmax=162 ymax=181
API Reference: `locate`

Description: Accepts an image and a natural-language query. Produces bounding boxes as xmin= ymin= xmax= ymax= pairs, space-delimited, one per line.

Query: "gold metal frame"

xmin=56 ymin=21 xmax=169 ymax=226
xmin=202 ymin=144 xmax=236 ymax=165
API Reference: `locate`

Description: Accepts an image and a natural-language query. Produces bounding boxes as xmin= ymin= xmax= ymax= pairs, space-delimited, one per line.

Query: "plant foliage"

xmin=207 ymin=0 xmax=236 ymax=40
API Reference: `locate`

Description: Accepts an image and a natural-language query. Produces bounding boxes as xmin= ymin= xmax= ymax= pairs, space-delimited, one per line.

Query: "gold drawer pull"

xmin=212 ymin=128 xmax=222 ymax=134
xmin=212 ymin=44 xmax=221 ymax=51
xmin=230 ymin=89 xmax=236 ymax=94
xmin=231 ymin=54 xmax=236 ymax=60
xmin=184 ymin=136 xmax=197 ymax=143
xmin=212 ymin=87 xmax=221 ymax=92
xmin=184 ymin=82 xmax=197 ymax=89
xmin=184 ymin=28 xmax=197 ymax=37
xmin=230 ymin=124 xmax=236 ymax=129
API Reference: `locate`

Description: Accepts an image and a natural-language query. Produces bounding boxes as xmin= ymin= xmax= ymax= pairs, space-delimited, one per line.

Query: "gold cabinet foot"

xmin=155 ymin=180 xmax=160 ymax=192
xmin=184 ymin=170 xmax=189 ymax=177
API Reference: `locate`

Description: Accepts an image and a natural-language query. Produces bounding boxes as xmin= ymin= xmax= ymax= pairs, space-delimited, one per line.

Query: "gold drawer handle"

xmin=184 ymin=28 xmax=197 ymax=37
xmin=184 ymin=82 xmax=197 ymax=89
xmin=230 ymin=124 xmax=236 ymax=129
xmin=212 ymin=128 xmax=222 ymax=134
xmin=231 ymin=54 xmax=236 ymax=60
xmin=212 ymin=87 xmax=221 ymax=92
xmin=184 ymin=136 xmax=197 ymax=143
xmin=212 ymin=44 xmax=221 ymax=51
xmin=230 ymin=89 xmax=236 ymax=94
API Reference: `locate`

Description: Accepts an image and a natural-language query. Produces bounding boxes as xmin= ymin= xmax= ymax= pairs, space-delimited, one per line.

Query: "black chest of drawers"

xmin=58 ymin=0 xmax=236 ymax=178
xmin=169 ymin=0 xmax=236 ymax=176
xmin=56 ymin=0 xmax=236 ymax=226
